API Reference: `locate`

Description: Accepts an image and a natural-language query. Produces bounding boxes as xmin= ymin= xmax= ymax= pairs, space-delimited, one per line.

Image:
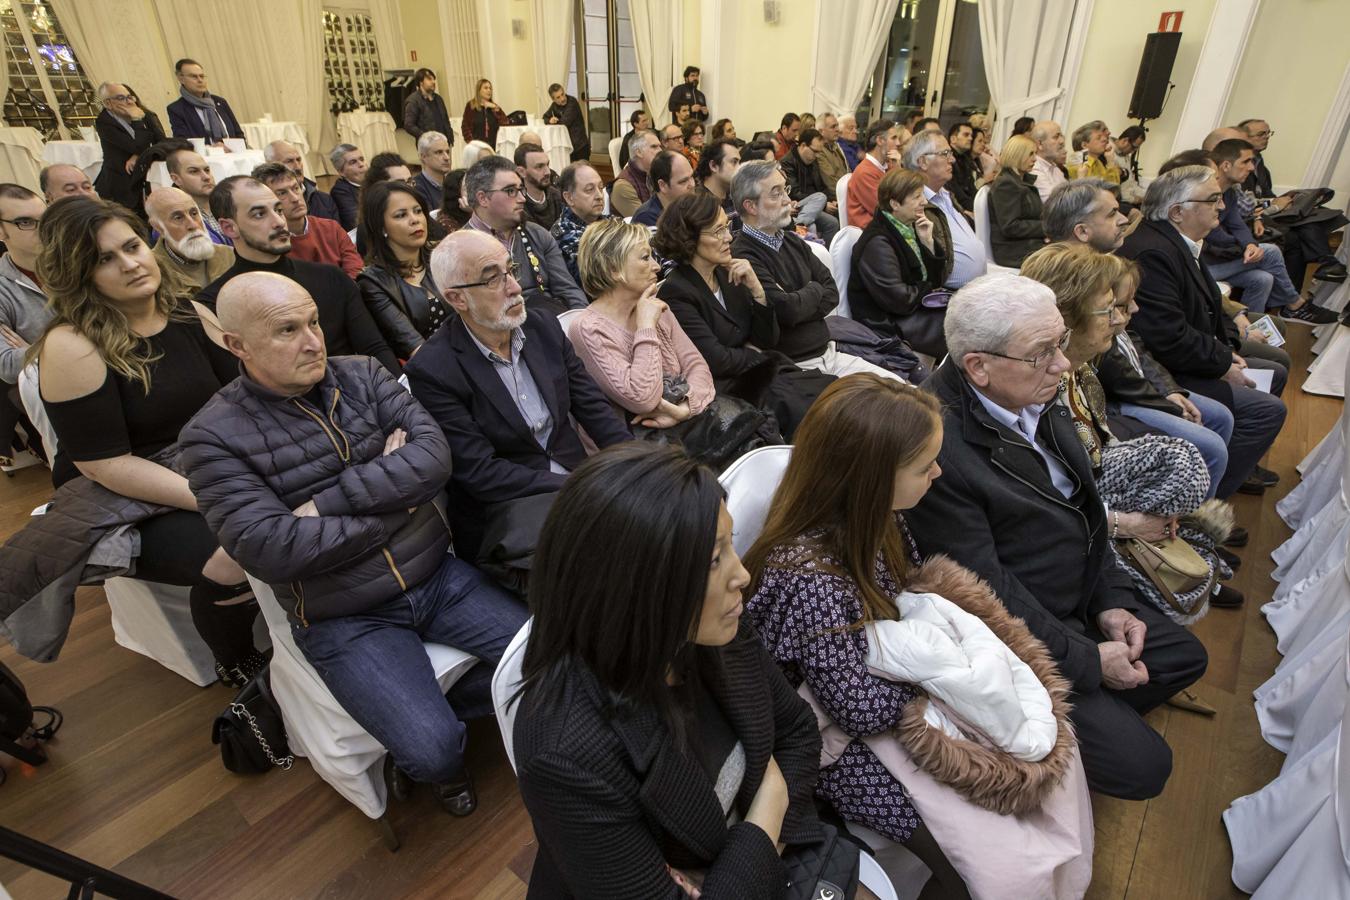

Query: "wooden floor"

xmin=0 ymin=326 xmax=1338 ymax=899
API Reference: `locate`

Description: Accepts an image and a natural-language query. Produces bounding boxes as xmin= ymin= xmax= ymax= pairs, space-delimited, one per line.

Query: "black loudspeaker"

xmin=1128 ymin=32 xmax=1182 ymax=120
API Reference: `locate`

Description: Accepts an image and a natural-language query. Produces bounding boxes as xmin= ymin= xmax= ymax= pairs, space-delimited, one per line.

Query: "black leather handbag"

xmin=212 ymin=666 xmax=294 ymax=774
xmin=782 ymin=823 xmax=860 ymax=900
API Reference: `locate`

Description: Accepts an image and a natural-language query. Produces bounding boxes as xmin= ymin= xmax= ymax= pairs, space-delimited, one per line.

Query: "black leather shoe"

xmin=1236 ymin=475 xmax=1267 ymax=496
xmin=1253 ymin=465 xmax=1280 ymax=486
xmin=435 ymin=771 xmax=477 ymax=817
xmin=1223 ymin=525 xmax=1250 ymax=548
xmin=1314 ymin=262 xmax=1347 ymax=283
xmin=1210 ymin=584 xmax=1246 ymax=608
xmin=385 ymin=756 xmax=412 ymax=803
xmin=1215 ymin=546 xmax=1242 ymax=570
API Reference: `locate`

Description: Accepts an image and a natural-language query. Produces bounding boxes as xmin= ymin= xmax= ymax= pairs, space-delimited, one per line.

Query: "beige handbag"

xmin=1118 ymin=537 xmax=1216 ymax=617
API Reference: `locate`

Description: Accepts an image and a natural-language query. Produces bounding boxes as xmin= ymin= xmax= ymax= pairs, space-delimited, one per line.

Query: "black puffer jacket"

xmin=180 ymin=356 xmax=453 ymax=625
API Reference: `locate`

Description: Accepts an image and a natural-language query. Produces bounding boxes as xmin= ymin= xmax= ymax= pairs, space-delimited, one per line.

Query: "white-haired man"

xmin=1029 ymin=121 xmax=1068 ymax=203
xmin=906 ymin=271 xmax=1209 ymax=801
xmin=146 ymin=186 xmax=235 ymax=294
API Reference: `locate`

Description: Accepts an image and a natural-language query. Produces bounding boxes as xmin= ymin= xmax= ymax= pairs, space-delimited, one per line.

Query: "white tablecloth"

xmin=338 ymin=111 xmax=399 ymax=158
xmin=495 ymin=124 xmax=573 ymax=173
xmin=148 ymin=148 xmax=267 ymax=188
xmin=240 ymin=120 xmax=311 ymax=177
xmin=42 ymin=139 xmax=103 ymax=183
xmin=0 ymin=126 xmax=46 ymax=193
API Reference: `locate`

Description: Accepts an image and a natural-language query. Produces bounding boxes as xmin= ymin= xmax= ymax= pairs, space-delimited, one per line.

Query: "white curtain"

xmin=368 ymin=0 xmax=406 ymax=71
xmin=530 ymin=0 xmax=574 ymax=115
xmin=978 ymin=0 xmax=1095 ymax=147
xmin=50 ymin=0 xmax=177 ymax=125
xmin=152 ymin=0 xmax=329 ymax=173
xmin=630 ymin=0 xmax=684 ymax=127
xmin=809 ymin=0 xmax=901 ymax=116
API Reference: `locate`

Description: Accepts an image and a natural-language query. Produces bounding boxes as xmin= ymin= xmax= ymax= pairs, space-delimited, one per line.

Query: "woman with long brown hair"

xmin=460 ymin=78 xmax=508 ymax=149
xmin=745 ymin=374 xmax=1092 ymax=899
xmin=32 ymin=196 xmax=261 ymax=685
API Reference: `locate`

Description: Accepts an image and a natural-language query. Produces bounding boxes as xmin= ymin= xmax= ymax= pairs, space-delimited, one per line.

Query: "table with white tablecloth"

xmin=495 ymin=124 xmax=573 ymax=173
xmin=240 ymin=120 xmax=311 ymax=177
xmin=0 ymin=126 xmax=46 ymax=193
xmin=338 ymin=110 xmax=398 ymax=157
xmin=147 ymin=148 xmax=266 ymax=188
xmin=42 ymin=139 xmax=103 ymax=184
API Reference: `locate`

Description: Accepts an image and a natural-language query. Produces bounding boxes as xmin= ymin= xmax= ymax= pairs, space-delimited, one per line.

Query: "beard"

xmin=242 ymin=228 xmax=292 ymax=256
xmin=467 ymin=295 xmax=527 ymax=332
xmin=172 ymin=230 xmax=216 ymax=261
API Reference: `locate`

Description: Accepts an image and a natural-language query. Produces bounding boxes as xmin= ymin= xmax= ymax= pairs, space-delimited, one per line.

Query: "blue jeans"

xmin=1120 ymin=393 xmax=1234 ymax=498
xmin=1207 ymin=243 xmax=1300 ymax=313
xmin=291 ymin=554 xmax=529 ymax=784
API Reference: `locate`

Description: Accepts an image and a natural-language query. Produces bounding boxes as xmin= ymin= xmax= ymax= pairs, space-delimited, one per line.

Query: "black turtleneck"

xmin=197 ymin=254 xmax=399 ymax=374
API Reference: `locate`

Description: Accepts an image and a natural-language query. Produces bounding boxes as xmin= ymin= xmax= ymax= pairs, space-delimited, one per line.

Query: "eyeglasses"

xmin=0 ymin=216 xmax=38 ymax=230
xmin=701 ymin=225 xmax=732 ymax=240
xmin=978 ymin=329 xmax=1072 ymax=369
xmin=923 ymin=149 xmax=955 ymax=159
xmin=1179 ymin=194 xmax=1223 ymax=206
xmin=483 ymin=185 xmax=523 ymax=198
xmin=1250 ymin=129 xmax=1274 ymax=138
xmin=106 ymin=94 xmax=133 ymax=104
xmin=1088 ymin=304 xmax=1127 ymax=323
xmin=448 ymin=260 xmax=520 ymax=291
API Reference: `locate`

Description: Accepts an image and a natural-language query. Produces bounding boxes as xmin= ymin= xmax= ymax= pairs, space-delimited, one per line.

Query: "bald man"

xmin=404 ymin=229 xmax=631 ymax=560
xmin=1030 ymin=121 xmax=1068 ymax=202
xmin=263 ymin=139 xmax=340 ymax=223
xmin=40 ymin=164 xmax=96 ymax=204
xmin=180 ymin=271 xmax=528 ymax=818
xmin=147 ymin=187 xmax=235 ymax=294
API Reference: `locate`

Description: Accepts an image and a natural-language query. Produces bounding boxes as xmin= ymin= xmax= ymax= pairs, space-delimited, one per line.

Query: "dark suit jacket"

xmin=303 ymin=178 xmax=341 ymax=224
xmin=906 ymin=360 xmax=1143 ymax=693
xmin=515 ymin=622 xmax=825 ymax=898
xmin=93 ymin=109 xmax=165 ymax=209
xmin=658 ymin=263 xmax=780 ymax=386
xmin=166 ymin=94 xmax=244 ymax=141
xmin=1117 ymin=219 xmax=1240 ymax=395
xmin=330 ymin=178 xmax=360 ymax=231
xmin=403 ymin=311 xmax=630 ymax=557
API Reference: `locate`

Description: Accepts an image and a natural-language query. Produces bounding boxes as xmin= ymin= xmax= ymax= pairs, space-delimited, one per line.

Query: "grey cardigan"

xmin=0 ymin=253 xmax=52 ymax=383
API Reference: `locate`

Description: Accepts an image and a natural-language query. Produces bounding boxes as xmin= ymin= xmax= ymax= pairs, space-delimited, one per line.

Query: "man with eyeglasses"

xmin=1119 ymin=165 xmax=1287 ymax=499
xmin=0 ymin=184 xmax=50 ymax=469
xmin=92 ymin=82 xmax=165 ymax=209
xmin=1238 ymin=117 xmax=1348 ymax=288
xmin=166 ymin=58 xmax=243 ymax=145
xmin=263 ymin=140 xmax=341 ymax=225
xmin=904 ymin=130 xmax=987 ymax=287
xmin=463 ymin=156 xmax=586 ymax=313
xmin=551 ymin=162 xmax=610 ymax=287
xmin=404 ymin=230 xmax=630 ymax=561
xmin=907 ymin=271 xmax=1208 ymax=801
xmin=196 ymin=176 xmax=398 ymax=375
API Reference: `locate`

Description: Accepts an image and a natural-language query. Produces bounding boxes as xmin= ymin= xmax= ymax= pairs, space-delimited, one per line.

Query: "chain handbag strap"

xmin=229 ymin=702 xmax=294 ymax=769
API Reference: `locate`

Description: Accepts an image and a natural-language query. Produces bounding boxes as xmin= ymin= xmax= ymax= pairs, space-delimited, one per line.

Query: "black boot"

xmin=435 ymin=770 xmax=477 ymax=817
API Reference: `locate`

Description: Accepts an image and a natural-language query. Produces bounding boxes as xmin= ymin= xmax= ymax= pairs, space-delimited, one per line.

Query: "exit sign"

xmin=1158 ymin=10 xmax=1183 ymax=32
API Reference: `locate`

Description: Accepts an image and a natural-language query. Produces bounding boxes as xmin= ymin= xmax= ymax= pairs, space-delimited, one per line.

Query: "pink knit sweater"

xmin=568 ymin=308 xmax=716 ymax=416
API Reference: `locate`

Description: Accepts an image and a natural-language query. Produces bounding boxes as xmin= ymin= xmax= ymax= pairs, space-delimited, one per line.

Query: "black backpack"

xmin=0 ymin=659 xmax=61 ymax=774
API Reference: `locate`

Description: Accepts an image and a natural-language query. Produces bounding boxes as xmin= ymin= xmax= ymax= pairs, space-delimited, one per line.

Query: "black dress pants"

xmin=1068 ymin=602 xmax=1208 ymax=800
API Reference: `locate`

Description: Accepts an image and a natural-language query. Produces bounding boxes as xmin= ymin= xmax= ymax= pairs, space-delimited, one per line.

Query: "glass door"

xmin=567 ymin=0 xmax=640 ymax=163
xmin=855 ymin=0 xmax=989 ymax=132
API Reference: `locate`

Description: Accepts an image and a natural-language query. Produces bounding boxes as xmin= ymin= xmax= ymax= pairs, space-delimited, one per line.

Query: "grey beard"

xmin=173 ymin=231 xmax=216 ymax=261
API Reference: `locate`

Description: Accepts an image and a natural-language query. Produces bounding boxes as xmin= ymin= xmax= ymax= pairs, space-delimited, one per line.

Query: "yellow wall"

xmin=1224 ymin=0 xmax=1350 ymax=186
xmin=723 ymin=0 xmax=817 ymax=133
xmin=479 ymin=0 xmax=538 ymax=114
xmin=398 ymin=0 xmax=445 ymax=73
xmin=1067 ymin=0 xmax=1217 ymax=175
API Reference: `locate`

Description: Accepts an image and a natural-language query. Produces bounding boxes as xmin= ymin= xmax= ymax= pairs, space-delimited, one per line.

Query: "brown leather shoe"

xmin=1166 ymin=688 xmax=1217 ymax=716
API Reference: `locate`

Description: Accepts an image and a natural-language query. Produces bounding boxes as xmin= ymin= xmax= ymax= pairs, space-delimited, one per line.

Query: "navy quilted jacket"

xmin=179 ymin=356 xmax=453 ymax=624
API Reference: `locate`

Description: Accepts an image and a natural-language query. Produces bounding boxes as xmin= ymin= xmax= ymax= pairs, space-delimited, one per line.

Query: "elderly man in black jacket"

xmin=405 ymin=230 xmax=631 ymax=561
xmin=1118 ymin=165 xmax=1287 ymax=498
xmin=904 ymin=272 xmax=1208 ymax=800
xmin=181 ymin=272 xmax=528 ymax=817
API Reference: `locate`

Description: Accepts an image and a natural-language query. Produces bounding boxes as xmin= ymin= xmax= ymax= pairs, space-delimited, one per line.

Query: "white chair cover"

xmin=1277 ymin=423 xmax=1344 ymax=529
xmin=808 ymin=239 xmax=833 ymax=275
xmin=971 ymin=186 xmax=1017 ymax=276
xmin=608 ymin=136 xmax=623 ymax=173
xmin=1225 ymin=639 xmax=1350 ymax=898
xmin=1255 ymin=621 xmax=1349 ymax=753
xmin=16 ymin=363 xmax=56 ymax=462
xmin=837 ymin=173 xmax=852 ymax=228
xmin=104 ymin=578 xmax=221 ymax=687
xmin=719 ymin=445 xmax=793 ymax=555
xmin=555 ymin=308 xmax=585 ymax=335
xmin=1270 ymin=385 xmax=1350 ymax=588
xmin=248 ymin=576 xmax=478 ymax=818
xmin=830 ymin=225 xmax=863 ymax=320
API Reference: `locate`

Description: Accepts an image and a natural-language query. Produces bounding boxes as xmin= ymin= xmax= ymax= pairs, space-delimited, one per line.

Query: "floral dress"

xmin=746 ymin=521 xmax=924 ymax=842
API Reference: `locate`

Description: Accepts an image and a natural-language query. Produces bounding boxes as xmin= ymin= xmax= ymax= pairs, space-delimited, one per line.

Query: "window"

xmin=322 ymin=9 xmax=385 ymax=115
xmin=856 ymin=0 xmax=989 ymax=131
xmin=566 ymin=0 xmax=641 ymax=157
xmin=0 ymin=0 xmax=98 ymax=139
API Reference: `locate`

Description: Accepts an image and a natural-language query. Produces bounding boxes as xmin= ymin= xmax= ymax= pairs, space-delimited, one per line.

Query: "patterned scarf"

xmin=882 ymin=211 xmax=927 ymax=281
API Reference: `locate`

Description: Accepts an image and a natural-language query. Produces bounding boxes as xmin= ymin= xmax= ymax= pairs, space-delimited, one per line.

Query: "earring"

xmin=383 ymin=231 xmax=388 ymax=237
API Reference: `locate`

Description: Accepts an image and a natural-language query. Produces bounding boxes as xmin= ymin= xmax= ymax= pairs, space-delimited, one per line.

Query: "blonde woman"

xmin=461 ymin=78 xmax=508 ymax=148
xmin=30 ymin=197 xmax=261 ymax=685
xmin=987 ymin=134 xmax=1047 ymax=267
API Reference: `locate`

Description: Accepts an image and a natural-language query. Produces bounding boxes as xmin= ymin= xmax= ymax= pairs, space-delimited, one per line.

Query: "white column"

xmin=1168 ymin=0 xmax=1262 ymax=156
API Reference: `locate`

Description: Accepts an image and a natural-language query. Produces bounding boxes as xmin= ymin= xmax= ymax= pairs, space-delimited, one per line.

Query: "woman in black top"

xmin=987 ymin=134 xmax=1047 ymax=267
xmin=356 ymin=182 xmax=448 ymax=359
xmin=513 ymin=443 xmax=833 ymax=899
xmin=34 ymin=197 xmax=261 ymax=686
xmin=461 ymin=78 xmax=508 ymax=149
xmin=654 ymin=192 xmax=835 ymax=439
